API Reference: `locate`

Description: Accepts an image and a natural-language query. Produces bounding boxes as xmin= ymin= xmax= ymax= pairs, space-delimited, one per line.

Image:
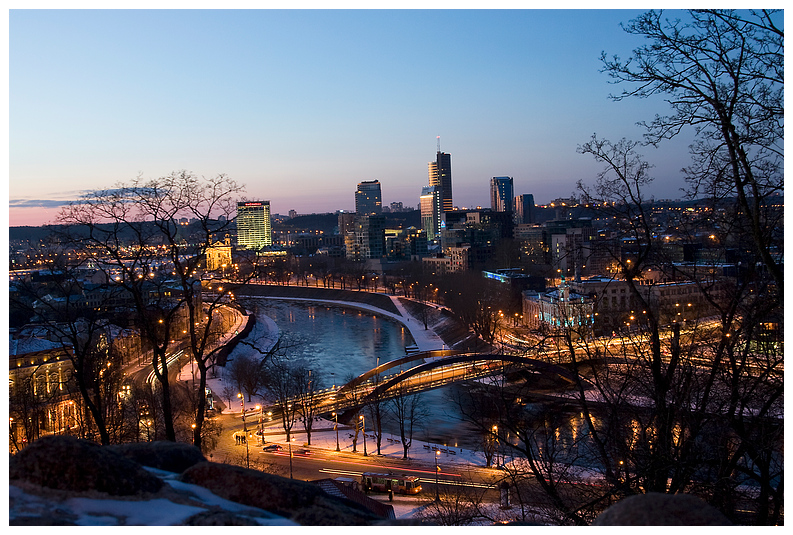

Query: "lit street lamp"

xmin=256 ymin=404 xmax=263 ymax=444
xmin=492 ymin=425 xmax=499 ymax=467
xmin=360 ymin=414 xmax=367 ymax=456
xmin=238 ymin=393 xmax=246 ymax=432
xmin=333 ymin=412 xmax=340 ymax=451
xmin=435 ymin=449 xmax=441 ymax=502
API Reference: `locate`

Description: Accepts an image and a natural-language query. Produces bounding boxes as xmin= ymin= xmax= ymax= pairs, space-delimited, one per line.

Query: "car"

xmin=262 ymin=444 xmax=283 ymax=453
xmin=297 ymin=448 xmax=312 ymax=456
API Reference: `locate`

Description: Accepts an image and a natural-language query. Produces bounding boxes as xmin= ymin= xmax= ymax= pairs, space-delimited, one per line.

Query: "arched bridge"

xmin=365 ymin=353 xmax=577 ymax=400
xmin=335 ymin=349 xmax=465 ymax=396
xmin=305 ymin=350 xmax=577 ymax=421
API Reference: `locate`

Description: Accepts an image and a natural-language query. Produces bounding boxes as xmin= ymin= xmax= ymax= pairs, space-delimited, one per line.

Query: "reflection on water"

xmin=231 ymin=298 xmax=591 ymax=452
xmin=231 ymin=298 xmax=481 ymax=447
xmin=237 ymin=299 xmax=415 ymax=385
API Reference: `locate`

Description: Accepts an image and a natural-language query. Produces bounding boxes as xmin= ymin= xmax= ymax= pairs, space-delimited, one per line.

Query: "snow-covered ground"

xmin=187 ymin=295 xmax=492 ymax=468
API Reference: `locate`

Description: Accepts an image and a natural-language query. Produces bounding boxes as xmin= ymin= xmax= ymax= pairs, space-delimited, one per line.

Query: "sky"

xmin=8 ymin=5 xmax=728 ymax=227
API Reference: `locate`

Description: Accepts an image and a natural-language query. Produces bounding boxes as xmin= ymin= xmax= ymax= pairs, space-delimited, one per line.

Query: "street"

xmin=207 ymin=409 xmax=503 ymax=504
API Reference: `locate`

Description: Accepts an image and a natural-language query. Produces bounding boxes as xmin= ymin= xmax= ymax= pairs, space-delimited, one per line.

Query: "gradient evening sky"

xmin=9 ymin=4 xmax=709 ymax=227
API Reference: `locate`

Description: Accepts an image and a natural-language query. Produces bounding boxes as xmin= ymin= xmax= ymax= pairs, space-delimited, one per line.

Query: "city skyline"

xmin=10 ymin=7 xmax=703 ymax=227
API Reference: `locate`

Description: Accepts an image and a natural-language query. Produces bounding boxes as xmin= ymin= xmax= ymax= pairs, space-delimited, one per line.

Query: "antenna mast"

xmin=437 ymin=135 xmax=441 ymax=153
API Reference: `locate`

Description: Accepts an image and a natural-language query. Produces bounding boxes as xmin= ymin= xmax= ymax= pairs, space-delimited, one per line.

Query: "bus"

xmin=361 ymin=472 xmax=422 ymax=495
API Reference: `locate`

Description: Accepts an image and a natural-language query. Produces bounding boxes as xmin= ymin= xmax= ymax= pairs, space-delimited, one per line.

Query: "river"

xmin=230 ymin=298 xmax=478 ymax=449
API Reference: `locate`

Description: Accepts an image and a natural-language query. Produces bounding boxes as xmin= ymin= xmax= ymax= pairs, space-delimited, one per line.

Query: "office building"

xmin=338 ymin=212 xmax=356 ymax=236
xmin=515 ymin=194 xmax=535 ymax=224
xmin=355 ymin=180 xmax=382 ymax=216
xmin=236 ymin=201 xmax=272 ymax=250
xmin=490 ymin=176 xmax=514 ymax=213
xmin=354 ymin=214 xmax=386 ymax=260
xmin=420 ymin=186 xmax=444 ymax=242
xmin=428 ymin=151 xmax=453 ymax=213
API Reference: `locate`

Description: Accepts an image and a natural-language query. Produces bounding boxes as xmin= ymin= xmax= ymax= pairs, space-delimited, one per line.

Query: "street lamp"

xmin=256 ymin=404 xmax=263 ymax=443
xmin=360 ymin=414 xmax=367 ymax=456
xmin=238 ymin=393 xmax=246 ymax=432
xmin=435 ymin=449 xmax=441 ymax=502
xmin=333 ymin=412 xmax=340 ymax=451
xmin=492 ymin=425 xmax=499 ymax=467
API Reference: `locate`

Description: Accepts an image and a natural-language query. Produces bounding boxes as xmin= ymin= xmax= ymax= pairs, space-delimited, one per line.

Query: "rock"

xmin=107 ymin=441 xmax=206 ymax=474
xmin=592 ymin=493 xmax=732 ymax=526
xmin=9 ymin=435 xmax=163 ymax=496
xmin=184 ymin=511 xmax=262 ymax=526
xmin=179 ymin=462 xmax=381 ymax=525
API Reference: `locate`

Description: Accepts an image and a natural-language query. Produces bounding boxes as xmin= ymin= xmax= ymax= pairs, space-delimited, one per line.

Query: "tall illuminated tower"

xmin=355 ymin=180 xmax=382 ymax=215
xmin=236 ymin=201 xmax=272 ymax=250
xmin=490 ymin=176 xmax=514 ymax=213
xmin=428 ymin=140 xmax=453 ymax=213
xmin=515 ymin=193 xmax=535 ymax=224
xmin=420 ymin=186 xmax=443 ymax=242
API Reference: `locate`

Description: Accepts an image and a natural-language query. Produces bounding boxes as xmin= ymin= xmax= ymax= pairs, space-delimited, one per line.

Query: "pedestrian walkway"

xmin=388 ymin=296 xmax=447 ymax=352
xmin=211 ymin=414 xmax=491 ymax=470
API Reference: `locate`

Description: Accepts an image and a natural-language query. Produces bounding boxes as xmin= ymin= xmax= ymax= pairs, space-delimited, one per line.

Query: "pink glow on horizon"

xmin=10 ymin=207 xmax=63 ymax=228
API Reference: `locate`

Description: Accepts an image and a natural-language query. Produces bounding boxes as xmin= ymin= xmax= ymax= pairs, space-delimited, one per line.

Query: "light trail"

xmin=318 ymin=468 xmax=493 ymax=489
xmin=145 ymin=349 xmax=184 ymax=384
xmin=260 ymin=453 xmax=463 ymax=477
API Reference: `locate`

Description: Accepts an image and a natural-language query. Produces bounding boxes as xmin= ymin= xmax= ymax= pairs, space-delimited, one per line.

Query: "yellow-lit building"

xmin=206 ymin=235 xmax=232 ymax=272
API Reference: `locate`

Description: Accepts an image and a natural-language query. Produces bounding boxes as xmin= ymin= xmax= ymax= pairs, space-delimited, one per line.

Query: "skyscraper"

xmin=355 ymin=180 xmax=382 ymax=216
xmin=428 ymin=150 xmax=453 ymax=213
xmin=354 ymin=214 xmax=386 ymax=259
xmin=515 ymin=193 xmax=536 ymax=224
xmin=490 ymin=176 xmax=514 ymax=213
xmin=236 ymin=201 xmax=272 ymax=250
xmin=420 ymin=186 xmax=443 ymax=242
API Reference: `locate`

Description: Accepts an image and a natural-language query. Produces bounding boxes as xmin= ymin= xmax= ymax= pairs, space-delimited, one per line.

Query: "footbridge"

xmin=267 ymin=350 xmax=577 ymax=423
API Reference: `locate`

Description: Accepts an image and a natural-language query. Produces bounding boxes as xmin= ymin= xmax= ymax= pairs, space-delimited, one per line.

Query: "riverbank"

xmin=189 ymin=289 xmax=495 ymax=468
xmin=233 ymin=283 xmax=482 ymax=352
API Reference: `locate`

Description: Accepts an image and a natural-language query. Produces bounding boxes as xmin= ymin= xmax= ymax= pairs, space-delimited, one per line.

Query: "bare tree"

xmin=601 ymin=9 xmax=783 ymax=295
xmin=292 ymin=364 xmax=322 ymax=446
xmin=56 ymin=171 xmax=246 ymax=447
xmin=227 ymin=353 xmax=266 ymax=402
xmin=415 ymin=473 xmax=492 ymax=526
xmin=11 ymin=261 xmax=133 ymax=445
xmin=577 ymin=134 xmax=782 ymax=523
xmin=264 ymin=355 xmax=301 ymax=443
xmin=388 ymin=383 xmax=429 ymax=459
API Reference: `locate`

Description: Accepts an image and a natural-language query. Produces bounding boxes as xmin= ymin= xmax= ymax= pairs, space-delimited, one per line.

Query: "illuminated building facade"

xmin=206 ymin=235 xmax=232 ymax=271
xmin=490 ymin=176 xmax=514 ymax=213
xmin=355 ymin=180 xmax=382 ymax=216
xmin=428 ymin=151 xmax=453 ymax=213
xmin=515 ymin=193 xmax=535 ymax=224
xmin=420 ymin=186 xmax=443 ymax=242
xmin=236 ymin=201 xmax=272 ymax=250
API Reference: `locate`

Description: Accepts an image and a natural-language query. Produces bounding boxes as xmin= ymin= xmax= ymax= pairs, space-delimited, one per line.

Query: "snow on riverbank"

xmin=180 ymin=295 xmax=492 ymax=468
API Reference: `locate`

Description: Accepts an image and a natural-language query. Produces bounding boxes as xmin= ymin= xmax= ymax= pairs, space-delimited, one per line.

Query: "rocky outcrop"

xmin=9 ymin=435 xmax=393 ymax=526
xmin=107 ymin=440 xmax=207 ymax=474
xmin=9 ymin=435 xmax=163 ymax=496
xmin=592 ymin=492 xmax=732 ymax=526
xmin=179 ymin=462 xmax=383 ymax=525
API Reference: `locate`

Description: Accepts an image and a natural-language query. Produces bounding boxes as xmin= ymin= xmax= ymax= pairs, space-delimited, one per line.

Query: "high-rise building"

xmin=338 ymin=211 xmax=356 ymax=236
xmin=428 ymin=151 xmax=453 ymax=213
xmin=515 ymin=193 xmax=535 ymax=224
xmin=354 ymin=214 xmax=386 ymax=259
xmin=420 ymin=186 xmax=443 ymax=242
xmin=490 ymin=176 xmax=514 ymax=213
xmin=236 ymin=201 xmax=272 ymax=250
xmin=355 ymin=180 xmax=382 ymax=216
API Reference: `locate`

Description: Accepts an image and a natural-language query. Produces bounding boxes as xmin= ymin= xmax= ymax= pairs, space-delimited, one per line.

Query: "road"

xmin=208 ymin=411 xmax=502 ymax=502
